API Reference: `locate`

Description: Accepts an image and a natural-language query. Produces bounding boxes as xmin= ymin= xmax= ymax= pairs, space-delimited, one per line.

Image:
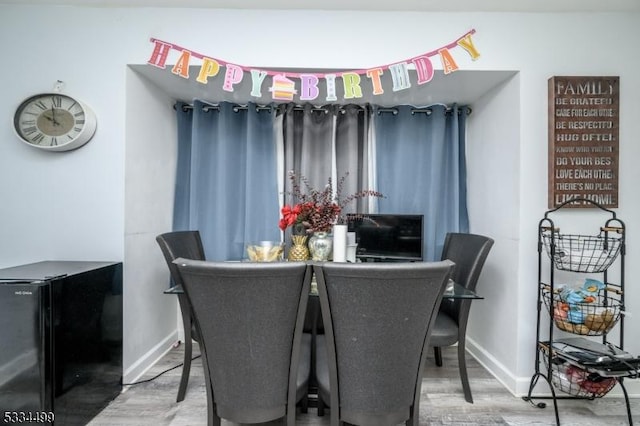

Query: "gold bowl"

xmin=245 ymin=241 xmax=285 ymax=262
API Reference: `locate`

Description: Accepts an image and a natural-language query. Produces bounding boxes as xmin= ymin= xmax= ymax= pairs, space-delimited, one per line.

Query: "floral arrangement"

xmin=279 ymin=171 xmax=383 ymax=233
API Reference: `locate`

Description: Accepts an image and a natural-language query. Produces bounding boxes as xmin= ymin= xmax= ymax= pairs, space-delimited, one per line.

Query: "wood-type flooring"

xmin=89 ymin=343 xmax=639 ymax=426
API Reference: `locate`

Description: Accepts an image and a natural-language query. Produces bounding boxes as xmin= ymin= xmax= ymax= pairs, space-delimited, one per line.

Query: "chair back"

xmin=156 ymin=231 xmax=206 ymax=287
xmin=439 ymin=232 xmax=494 ymax=321
xmin=175 ymin=259 xmax=311 ymax=425
xmin=314 ymin=261 xmax=454 ymax=426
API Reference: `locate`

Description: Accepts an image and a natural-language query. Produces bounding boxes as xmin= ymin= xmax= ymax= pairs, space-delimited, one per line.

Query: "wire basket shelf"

xmin=541 ymin=345 xmax=618 ymax=398
xmin=541 ymin=231 xmax=622 ymax=273
xmin=542 ymin=286 xmax=622 ymax=336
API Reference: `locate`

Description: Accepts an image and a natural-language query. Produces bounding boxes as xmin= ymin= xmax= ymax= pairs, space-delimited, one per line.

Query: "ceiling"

xmin=2 ymin=0 xmax=639 ymax=12
xmin=9 ymin=1 xmax=634 ymax=106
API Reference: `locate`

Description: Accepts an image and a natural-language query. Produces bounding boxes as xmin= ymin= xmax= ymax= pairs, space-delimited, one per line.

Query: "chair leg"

xmin=286 ymin=406 xmax=295 ymax=426
xmin=177 ymin=294 xmax=193 ymax=402
xmin=299 ymin=394 xmax=308 ymax=413
xmin=201 ymin=353 xmax=219 ymax=426
xmin=205 ymin=376 xmax=220 ymax=426
xmin=317 ymin=396 xmax=325 ymax=416
xmin=330 ymin=405 xmax=339 ymax=426
xmin=209 ymin=411 xmax=221 ymax=426
xmin=434 ymin=346 xmax=443 ymax=367
xmin=457 ymin=341 xmax=473 ymax=403
xmin=406 ymin=404 xmax=418 ymax=426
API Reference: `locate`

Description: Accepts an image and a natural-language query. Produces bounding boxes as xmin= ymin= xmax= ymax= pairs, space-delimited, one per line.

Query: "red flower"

xmin=279 ymin=204 xmax=299 ymax=230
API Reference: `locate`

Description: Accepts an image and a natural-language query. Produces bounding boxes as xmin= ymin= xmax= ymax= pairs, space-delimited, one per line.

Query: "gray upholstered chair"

xmin=430 ymin=232 xmax=494 ymax=403
xmin=174 ymin=259 xmax=311 ymax=426
xmin=156 ymin=230 xmax=206 ymax=402
xmin=313 ymin=260 xmax=454 ymax=426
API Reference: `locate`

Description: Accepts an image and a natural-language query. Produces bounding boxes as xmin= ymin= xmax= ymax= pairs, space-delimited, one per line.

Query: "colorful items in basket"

xmin=552 ymin=279 xmax=617 ymax=334
xmin=542 ymin=339 xmax=629 ymax=397
xmin=550 ymin=359 xmax=617 ymax=397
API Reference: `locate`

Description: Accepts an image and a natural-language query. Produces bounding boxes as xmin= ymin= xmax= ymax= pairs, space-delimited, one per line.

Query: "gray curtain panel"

xmin=279 ymin=103 xmax=374 ymax=215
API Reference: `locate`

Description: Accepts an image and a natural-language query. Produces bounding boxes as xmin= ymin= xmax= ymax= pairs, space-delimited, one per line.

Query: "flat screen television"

xmin=346 ymin=214 xmax=424 ymax=262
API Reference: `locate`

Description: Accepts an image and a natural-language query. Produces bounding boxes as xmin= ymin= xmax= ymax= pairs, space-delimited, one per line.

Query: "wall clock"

xmin=13 ymin=93 xmax=97 ymax=152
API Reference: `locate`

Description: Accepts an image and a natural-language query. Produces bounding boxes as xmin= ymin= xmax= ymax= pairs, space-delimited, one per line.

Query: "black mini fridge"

xmin=0 ymin=261 xmax=123 ymax=425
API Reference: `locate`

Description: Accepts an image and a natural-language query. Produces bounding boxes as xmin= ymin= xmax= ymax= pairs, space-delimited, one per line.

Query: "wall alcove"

xmin=123 ymin=63 xmax=520 ymax=386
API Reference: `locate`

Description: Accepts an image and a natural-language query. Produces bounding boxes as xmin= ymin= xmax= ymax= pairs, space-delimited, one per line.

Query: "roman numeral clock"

xmin=13 ymin=93 xmax=97 ymax=151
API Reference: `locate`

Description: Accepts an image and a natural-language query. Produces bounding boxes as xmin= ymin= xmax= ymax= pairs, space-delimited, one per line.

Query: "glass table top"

xmin=165 ymin=279 xmax=481 ymax=300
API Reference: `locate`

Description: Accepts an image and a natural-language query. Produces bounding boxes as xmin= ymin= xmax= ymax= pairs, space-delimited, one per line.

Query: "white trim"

xmin=367 ymin=109 xmax=378 ymax=212
xmin=466 ymin=337 xmax=640 ymax=398
xmin=123 ymin=331 xmax=178 ymax=385
xmin=275 ymin=112 xmax=285 ymax=243
xmin=331 ymin=113 xmax=338 ymax=201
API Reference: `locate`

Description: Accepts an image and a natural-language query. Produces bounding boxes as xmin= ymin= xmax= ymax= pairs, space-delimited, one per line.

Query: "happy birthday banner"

xmin=147 ymin=29 xmax=480 ymax=103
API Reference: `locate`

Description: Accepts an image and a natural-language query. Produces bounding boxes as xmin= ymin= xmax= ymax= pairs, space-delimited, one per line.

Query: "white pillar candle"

xmin=332 ymin=224 xmax=348 ymax=262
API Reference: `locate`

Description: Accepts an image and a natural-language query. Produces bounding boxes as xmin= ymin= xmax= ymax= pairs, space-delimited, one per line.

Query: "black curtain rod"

xmin=376 ymin=106 xmax=472 ymax=116
xmin=174 ymin=103 xmax=360 ymax=114
xmin=174 ymin=102 xmax=471 ymax=116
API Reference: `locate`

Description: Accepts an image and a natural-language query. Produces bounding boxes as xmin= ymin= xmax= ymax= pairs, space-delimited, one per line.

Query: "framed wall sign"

xmin=548 ymin=76 xmax=619 ymax=208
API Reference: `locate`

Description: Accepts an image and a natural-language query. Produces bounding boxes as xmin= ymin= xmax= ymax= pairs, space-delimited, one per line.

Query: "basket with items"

xmin=540 ymin=343 xmax=617 ymax=398
xmin=541 ymin=229 xmax=623 ymax=273
xmin=540 ymin=338 xmax=639 ymax=398
xmin=542 ymin=278 xmax=623 ymax=336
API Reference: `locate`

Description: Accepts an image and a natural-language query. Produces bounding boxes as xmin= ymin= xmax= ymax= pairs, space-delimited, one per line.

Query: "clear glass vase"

xmin=308 ymin=231 xmax=333 ymax=261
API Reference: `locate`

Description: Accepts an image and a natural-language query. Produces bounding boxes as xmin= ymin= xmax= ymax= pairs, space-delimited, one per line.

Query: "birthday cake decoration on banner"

xmin=147 ymin=29 xmax=479 ymax=103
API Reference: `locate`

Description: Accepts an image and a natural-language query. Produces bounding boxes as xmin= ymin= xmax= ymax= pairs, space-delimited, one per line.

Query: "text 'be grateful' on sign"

xmin=548 ymin=76 xmax=619 ymax=209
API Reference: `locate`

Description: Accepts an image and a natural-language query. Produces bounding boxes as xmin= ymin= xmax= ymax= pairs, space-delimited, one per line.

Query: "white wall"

xmin=124 ymin=68 xmax=180 ymax=381
xmin=1 ymin=5 xmax=639 ymax=394
xmin=465 ymin=73 xmax=523 ymax=390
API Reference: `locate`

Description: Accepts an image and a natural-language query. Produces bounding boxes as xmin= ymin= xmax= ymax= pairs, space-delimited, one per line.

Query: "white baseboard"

xmin=466 ymin=338 xmax=640 ymax=398
xmin=123 ymin=331 xmax=179 ymax=385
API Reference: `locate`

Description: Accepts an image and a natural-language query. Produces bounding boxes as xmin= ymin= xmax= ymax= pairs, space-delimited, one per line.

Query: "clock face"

xmin=14 ymin=93 xmax=97 ymax=151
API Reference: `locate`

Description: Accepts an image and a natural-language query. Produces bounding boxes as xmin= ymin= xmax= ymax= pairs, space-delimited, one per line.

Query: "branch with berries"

xmin=279 ymin=171 xmax=384 ymax=233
